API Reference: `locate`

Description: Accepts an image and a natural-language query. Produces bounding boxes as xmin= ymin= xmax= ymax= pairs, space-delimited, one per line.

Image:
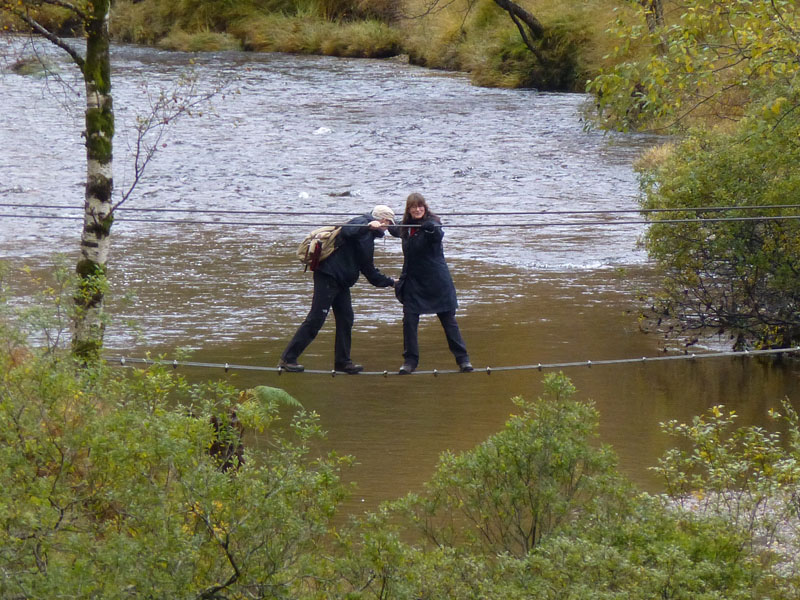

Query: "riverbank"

xmin=2 ymin=0 xmax=621 ymax=90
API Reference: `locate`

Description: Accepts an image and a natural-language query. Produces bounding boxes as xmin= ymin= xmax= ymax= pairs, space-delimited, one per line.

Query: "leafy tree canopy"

xmin=589 ymin=0 xmax=800 ymax=132
xmin=587 ymin=1 xmax=800 ymax=348
xmin=638 ymin=108 xmax=800 ymax=349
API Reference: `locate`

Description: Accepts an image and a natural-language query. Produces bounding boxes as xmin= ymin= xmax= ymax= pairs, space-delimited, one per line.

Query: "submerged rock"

xmin=10 ymin=57 xmax=56 ymax=76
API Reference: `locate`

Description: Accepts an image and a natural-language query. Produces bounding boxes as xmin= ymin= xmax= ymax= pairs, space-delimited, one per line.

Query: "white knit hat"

xmin=371 ymin=204 xmax=396 ymax=224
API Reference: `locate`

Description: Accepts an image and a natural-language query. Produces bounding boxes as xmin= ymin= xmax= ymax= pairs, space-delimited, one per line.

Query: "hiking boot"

xmin=335 ymin=362 xmax=363 ymax=375
xmin=398 ymin=363 xmax=416 ymax=375
xmin=458 ymin=361 xmax=474 ymax=373
xmin=278 ymin=359 xmax=304 ymax=373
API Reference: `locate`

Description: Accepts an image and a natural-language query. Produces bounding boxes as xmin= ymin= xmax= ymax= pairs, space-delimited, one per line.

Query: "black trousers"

xmin=282 ymin=272 xmax=354 ymax=366
xmin=402 ymin=309 xmax=469 ymax=368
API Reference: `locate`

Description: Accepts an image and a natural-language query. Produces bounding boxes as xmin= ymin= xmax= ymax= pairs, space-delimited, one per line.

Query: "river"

xmin=2 ymin=35 xmax=798 ymax=511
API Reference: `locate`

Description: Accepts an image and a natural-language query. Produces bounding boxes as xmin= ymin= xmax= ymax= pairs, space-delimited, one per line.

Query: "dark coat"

xmin=393 ymin=217 xmax=458 ymax=315
xmin=317 ymin=214 xmax=394 ymax=289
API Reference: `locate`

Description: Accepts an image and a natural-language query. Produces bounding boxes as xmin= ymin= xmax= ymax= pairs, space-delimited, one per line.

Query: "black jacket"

xmin=393 ymin=217 xmax=458 ymax=314
xmin=317 ymin=214 xmax=394 ymax=289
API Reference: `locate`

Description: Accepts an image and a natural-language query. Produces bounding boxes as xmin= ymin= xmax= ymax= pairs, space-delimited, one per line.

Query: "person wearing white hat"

xmin=278 ymin=205 xmax=397 ymax=374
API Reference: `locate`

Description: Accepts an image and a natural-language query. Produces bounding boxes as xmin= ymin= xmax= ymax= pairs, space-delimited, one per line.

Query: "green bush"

xmin=0 ymin=323 xmax=351 ymax=597
xmin=636 ymin=106 xmax=800 ymax=349
xmin=321 ymin=372 xmax=791 ymax=599
xmin=3 ymin=265 xmax=798 ymax=597
xmin=655 ymin=402 xmax=800 ymax=564
xmin=396 ymin=373 xmax=619 ymax=557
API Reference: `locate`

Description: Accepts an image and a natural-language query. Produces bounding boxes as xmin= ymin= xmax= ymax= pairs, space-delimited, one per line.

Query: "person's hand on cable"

xmin=369 ymin=219 xmax=391 ymax=231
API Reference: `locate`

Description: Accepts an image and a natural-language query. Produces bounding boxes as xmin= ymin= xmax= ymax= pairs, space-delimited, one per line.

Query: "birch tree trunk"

xmin=73 ymin=0 xmax=114 ymax=360
xmin=2 ymin=1 xmax=114 ymax=360
xmin=641 ymin=0 xmax=667 ymax=55
xmin=5 ymin=1 xmax=219 ymax=361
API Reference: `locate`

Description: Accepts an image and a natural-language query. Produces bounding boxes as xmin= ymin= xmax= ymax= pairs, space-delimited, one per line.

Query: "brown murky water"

xmin=105 ymin=241 xmax=800 ymax=512
xmin=2 ymin=36 xmax=799 ymax=512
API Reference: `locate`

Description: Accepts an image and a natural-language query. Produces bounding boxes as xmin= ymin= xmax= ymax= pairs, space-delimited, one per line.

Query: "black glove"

xmin=421 ymin=221 xmax=437 ymax=233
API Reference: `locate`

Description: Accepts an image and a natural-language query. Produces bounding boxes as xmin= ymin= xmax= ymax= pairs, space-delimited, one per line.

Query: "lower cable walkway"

xmin=106 ymin=346 xmax=800 ymax=377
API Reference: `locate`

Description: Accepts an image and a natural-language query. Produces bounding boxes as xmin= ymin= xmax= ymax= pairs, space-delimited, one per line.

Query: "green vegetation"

xmin=589 ymin=0 xmax=800 ymax=133
xmin=399 ymin=0 xmax=604 ymax=89
xmin=227 ymin=13 xmax=401 ymax=58
xmin=0 ymin=0 xmax=621 ymax=91
xmin=2 ymin=265 xmax=800 ymax=597
xmin=0 ymin=263 xmax=352 ymax=597
xmin=636 ymin=115 xmax=800 ymax=349
xmin=108 ymin=0 xmax=403 ymax=56
xmin=586 ymin=1 xmax=800 ymax=349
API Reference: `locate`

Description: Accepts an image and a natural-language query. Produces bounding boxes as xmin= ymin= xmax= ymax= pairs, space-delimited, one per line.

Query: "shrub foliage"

xmin=2 ymin=270 xmax=799 ymax=597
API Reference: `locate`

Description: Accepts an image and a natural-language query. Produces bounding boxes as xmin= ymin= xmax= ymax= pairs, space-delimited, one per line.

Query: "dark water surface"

xmin=2 ymin=36 xmax=799 ymax=511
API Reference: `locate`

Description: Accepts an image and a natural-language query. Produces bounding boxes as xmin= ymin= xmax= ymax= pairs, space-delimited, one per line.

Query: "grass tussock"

xmin=633 ymin=142 xmax=676 ymax=172
xmin=231 ymin=13 xmax=400 ymax=57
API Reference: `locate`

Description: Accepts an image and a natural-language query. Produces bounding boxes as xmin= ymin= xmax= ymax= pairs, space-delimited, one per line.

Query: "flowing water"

xmin=2 ymin=35 xmax=799 ymax=511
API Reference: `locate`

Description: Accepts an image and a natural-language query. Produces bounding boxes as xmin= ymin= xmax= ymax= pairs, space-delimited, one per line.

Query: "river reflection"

xmin=2 ymin=37 xmax=800 ymax=512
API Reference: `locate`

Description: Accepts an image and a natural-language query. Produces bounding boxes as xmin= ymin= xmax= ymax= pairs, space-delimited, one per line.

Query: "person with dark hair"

xmin=278 ymin=205 xmax=396 ymax=374
xmin=391 ymin=193 xmax=472 ymax=374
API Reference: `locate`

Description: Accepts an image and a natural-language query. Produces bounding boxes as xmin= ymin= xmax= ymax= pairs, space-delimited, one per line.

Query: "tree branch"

xmin=493 ymin=0 xmax=544 ymax=38
xmin=492 ymin=0 xmax=546 ymax=63
xmin=112 ymin=75 xmax=225 ymax=212
xmin=401 ymin=0 xmax=463 ymax=20
xmin=7 ymin=9 xmax=85 ymax=71
xmin=33 ymin=0 xmax=88 ymax=16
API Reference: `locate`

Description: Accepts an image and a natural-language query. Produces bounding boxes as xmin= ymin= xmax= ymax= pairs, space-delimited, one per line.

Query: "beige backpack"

xmin=296 ymin=225 xmax=343 ymax=272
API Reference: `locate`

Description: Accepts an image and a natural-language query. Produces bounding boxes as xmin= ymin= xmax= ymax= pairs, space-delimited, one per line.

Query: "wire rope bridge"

xmin=8 ymin=201 xmax=800 ymax=375
xmin=107 ymin=346 xmax=800 ymax=377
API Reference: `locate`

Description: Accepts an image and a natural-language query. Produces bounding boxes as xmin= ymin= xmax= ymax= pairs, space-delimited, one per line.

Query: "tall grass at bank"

xmin=229 ymin=13 xmax=400 ymax=57
xmin=108 ymin=0 xmax=622 ymax=90
xmin=6 ymin=0 xmax=624 ymax=89
xmin=111 ymin=0 xmax=401 ymax=57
